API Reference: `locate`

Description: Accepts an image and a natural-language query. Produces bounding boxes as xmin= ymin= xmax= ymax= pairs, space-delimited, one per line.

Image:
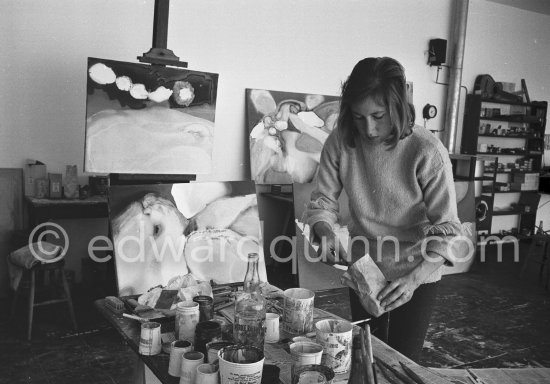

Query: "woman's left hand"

xmin=377 ymin=272 xmax=421 ymax=312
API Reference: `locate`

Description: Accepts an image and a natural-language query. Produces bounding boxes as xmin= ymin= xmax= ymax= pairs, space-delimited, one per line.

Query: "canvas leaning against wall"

xmin=109 ymin=181 xmax=267 ymax=296
xmin=84 ymin=58 xmax=218 ymax=175
xmin=247 ymin=89 xmax=340 ymax=184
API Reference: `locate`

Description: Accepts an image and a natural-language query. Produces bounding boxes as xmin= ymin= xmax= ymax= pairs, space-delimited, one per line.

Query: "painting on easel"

xmin=109 ymin=181 xmax=267 ymax=296
xmin=84 ymin=58 xmax=219 ymax=175
xmin=246 ymin=89 xmax=340 ymax=184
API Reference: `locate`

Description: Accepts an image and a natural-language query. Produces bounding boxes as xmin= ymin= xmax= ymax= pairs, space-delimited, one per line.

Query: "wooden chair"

xmin=10 ymin=258 xmax=78 ymax=340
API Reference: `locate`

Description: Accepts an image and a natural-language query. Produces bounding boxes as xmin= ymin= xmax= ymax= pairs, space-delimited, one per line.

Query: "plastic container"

xmin=176 ymin=301 xmax=200 ymax=342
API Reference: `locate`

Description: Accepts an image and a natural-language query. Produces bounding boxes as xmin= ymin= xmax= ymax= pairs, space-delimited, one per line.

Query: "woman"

xmin=306 ymin=57 xmax=461 ymax=361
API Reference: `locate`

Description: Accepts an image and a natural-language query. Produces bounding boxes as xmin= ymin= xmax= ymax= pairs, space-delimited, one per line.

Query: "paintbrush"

xmin=365 ymin=325 xmax=378 ymax=384
xmin=351 ymin=318 xmax=371 ymax=326
xmin=375 ymin=361 xmax=403 ymax=384
xmin=360 ymin=327 xmax=377 ymax=384
xmin=375 ymin=358 xmax=417 ymax=384
xmin=122 ymin=313 xmax=149 ymax=323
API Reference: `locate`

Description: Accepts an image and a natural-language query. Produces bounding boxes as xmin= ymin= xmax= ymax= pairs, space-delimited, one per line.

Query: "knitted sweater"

xmin=306 ymin=125 xmax=462 ymax=284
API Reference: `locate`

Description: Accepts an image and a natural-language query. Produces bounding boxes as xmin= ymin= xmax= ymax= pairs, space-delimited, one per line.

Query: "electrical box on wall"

xmin=428 ymin=39 xmax=447 ymax=66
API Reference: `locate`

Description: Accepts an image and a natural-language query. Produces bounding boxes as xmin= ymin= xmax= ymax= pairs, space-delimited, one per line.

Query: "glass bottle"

xmin=233 ymin=252 xmax=266 ymax=350
xmin=537 ymin=220 xmax=544 ymax=235
xmin=348 ymin=334 xmax=366 ymax=384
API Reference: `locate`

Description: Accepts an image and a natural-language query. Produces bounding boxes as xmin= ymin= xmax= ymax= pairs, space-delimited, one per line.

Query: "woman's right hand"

xmin=312 ymin=221 xmax=349 ymax=266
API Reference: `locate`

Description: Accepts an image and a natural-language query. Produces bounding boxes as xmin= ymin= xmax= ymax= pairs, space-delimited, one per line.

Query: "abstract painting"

xmin=246 ymin=89 xmax=340 ymax=184
xmin=85 ymin=57 xmax=218 ymax=175
xmin=109 ymin=181 xmax=266 ymax=295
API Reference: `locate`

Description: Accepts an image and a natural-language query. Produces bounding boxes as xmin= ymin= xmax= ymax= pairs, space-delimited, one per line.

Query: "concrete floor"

xmin=1 ymin=242 xmax=549 ymax=383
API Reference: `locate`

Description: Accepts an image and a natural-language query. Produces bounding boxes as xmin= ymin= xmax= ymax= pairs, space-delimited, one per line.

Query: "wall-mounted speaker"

xmin=475 ymin=195 xmax=493 ymax=231
xmin=428 ymin=39 xmax=447 ymax=66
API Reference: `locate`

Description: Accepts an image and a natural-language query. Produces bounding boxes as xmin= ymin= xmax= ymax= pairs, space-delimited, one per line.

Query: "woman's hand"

xmin=377 ymin=255 xmax=445 ymax=312
xmin=312 ymin=221 xmax=349 ymax=266
xmin=377 ymin=272 xmax=421 ymax=312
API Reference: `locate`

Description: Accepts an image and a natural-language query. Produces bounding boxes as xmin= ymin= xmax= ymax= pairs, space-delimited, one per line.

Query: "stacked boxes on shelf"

xmin=511 ymin=172 xmax=539 ymax=191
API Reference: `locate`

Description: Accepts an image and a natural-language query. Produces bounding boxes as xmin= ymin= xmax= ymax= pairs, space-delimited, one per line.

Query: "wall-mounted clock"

xmin=422 ymin=104 xmax=438 ymax=119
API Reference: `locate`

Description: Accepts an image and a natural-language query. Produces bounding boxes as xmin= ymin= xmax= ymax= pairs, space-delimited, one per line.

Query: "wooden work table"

xmin=94 ymin=297 xmax=550 ymax=384
xmin=94 ymin=297 xmax=411 ymax=384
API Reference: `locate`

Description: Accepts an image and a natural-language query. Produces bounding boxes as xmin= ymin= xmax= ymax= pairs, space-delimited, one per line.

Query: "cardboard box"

xmin=48 ymin=173 xmax=63 ymax=199
xmin=89 ymin=176 xmax=109 ymax=196
xmin=510 ymin=181 xmax=539 ymax=191
xmin=510 ymin=105 xmax=526 ymax=116
xmin=24 ymin=160 xmax=47 ymax=196
xmin=513 ymin=174 xmax=539 ymax=185
xmin=34 ymin=178 xmax=49 ymax=198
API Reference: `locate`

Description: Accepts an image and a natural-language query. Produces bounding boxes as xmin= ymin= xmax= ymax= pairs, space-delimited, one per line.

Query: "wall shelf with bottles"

xmin=461 ymin=94 xmax=546 ymax=236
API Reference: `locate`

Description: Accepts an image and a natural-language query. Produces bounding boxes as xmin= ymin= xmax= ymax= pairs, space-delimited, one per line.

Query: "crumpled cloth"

xmin=137 ymin=273 xmax=213 ymax=309
xmin=340 ymin=254 xmax=388 ymax=317
xmin=7 ymin=242 xmax=62 ymax=291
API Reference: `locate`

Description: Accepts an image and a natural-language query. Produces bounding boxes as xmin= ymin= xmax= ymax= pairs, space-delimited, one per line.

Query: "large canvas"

xmin=247 ymin=89 xmax=340 ymax=184
xmin=109 ymin=181 xmax=266 ymax=296
xmin=85 ymin=58 xmax=218 ymax=174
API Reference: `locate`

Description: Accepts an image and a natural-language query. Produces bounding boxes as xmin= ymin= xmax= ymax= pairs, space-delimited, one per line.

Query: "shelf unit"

xmin=461 ymin=94 xmax=547 ymax=236
xmin=450 ymin=154 xmax=498 ymax=235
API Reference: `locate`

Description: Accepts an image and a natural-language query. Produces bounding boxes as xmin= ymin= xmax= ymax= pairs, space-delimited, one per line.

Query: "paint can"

xmin=168 ymin=340 xmax=194 ymax=377
xmin=315 ymin=319 xmax=353 ymax=374
xmin=180 ymin=351 xmax=205 ymax=384
xmin=218 ymin=345 xmax=265 ymax=384
xmin=283 ymin=288 xmax=315 ymax=334
xmin=138 ymin=321 xmax=162 ymax=356
xmin=289 ymin=341 xmax=324 ymax=377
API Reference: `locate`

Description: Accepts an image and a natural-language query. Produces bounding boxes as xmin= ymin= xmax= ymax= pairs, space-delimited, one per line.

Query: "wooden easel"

xmin=138 ymin=0 xmax=187 ymax=68
xmin=114 ymin=5 xmax=195 ymax=381
xmin=111 ymin=0 xmax=196 ymax=185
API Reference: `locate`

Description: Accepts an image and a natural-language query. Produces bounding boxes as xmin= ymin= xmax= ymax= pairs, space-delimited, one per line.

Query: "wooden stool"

xmin=10 ymin=259 xmax=78 ymax=340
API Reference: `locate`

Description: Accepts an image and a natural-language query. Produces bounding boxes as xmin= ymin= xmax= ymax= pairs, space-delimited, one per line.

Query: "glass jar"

xmin=194 ymin=321 xmax=222 ymax=354
xmin=175 ymin=301 xmax=200 ymax=342
xmin=193 ymin=295 xmax=214 ymax=322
